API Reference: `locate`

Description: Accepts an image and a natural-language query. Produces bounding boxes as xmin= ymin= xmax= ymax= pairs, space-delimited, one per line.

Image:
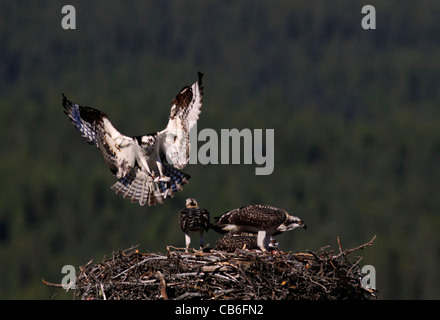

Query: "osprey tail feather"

xmin=111 ymin=166 xmax=190 ymax=206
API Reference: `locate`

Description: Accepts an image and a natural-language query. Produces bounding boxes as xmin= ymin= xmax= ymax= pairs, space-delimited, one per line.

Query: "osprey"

xmin=62 ymin=72 xmax=203 ymax=206
xmin=211 ymin=204 xmax=306 ymax=252
xmin=214 ymin=231 xmax=279 ymax=253
xmin=178 ymin=198 xmax=210 ymax=251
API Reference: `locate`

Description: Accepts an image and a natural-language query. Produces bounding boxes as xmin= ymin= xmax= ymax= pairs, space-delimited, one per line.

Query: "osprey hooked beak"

xmin=277 ymin=215 xmax=307 ymax=233
xmin=298 ymin=219 xmax=307 ymax=230
xmin=286 ymin=216 xmax=307 ymax=231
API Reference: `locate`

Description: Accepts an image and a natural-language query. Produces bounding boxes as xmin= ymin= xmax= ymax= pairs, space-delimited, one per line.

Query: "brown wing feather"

xmin=160 ymin=72 xmax=203 ymax=169
xmin=179 ymin=207 xmax=210 ymax=232
xmin=214 ymin=232 xmax=258 ymax=252
xmin=62 ymin=94 xmax=136 ymax=179
xmin=218 ymin=204 xmax=287 ymax=230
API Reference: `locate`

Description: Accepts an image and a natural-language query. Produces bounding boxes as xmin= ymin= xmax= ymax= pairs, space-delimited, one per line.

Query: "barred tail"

xmin=162 ymin=164 xmax=191 ymax=196
xmin=210 ymin=208 xmax=240 ymax=234
xmin=111 ymin=166 xmax=190 ymax=206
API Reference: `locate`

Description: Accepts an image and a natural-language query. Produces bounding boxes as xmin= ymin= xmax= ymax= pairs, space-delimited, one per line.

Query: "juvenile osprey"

xmin=62 ymin=72 xmax=203 ymax=206
xmin=178 ymin=198 xmax=210 ymax=251
xmin=214 ymin=232 xmax=279 ymax=253
xmin=212 ymin=204 xmax=306 ymax=251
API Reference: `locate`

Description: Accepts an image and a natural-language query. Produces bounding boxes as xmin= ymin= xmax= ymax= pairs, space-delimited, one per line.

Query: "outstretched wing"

xmin=158 ymin=72 xmax=204 ymax=169
xmin=62 ymin=93 xmax=102 ymax=147
xmin=62 ymin=94 xmax=136 ymax=179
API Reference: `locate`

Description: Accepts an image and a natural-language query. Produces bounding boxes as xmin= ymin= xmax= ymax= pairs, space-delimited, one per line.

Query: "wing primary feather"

xmin=62 ymin=93 xmax=103 ymax=146
xmin=159 ymin=73 xmax=204 ymax=169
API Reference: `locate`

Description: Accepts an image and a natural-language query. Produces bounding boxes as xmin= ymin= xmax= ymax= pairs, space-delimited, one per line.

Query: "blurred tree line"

xmin=0 ymin=0 xmax=439 ymax=299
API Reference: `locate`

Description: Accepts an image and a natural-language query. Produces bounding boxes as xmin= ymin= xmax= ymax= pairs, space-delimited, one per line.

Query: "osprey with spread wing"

xmin=62 ymin=72 xmax=203 ymax=206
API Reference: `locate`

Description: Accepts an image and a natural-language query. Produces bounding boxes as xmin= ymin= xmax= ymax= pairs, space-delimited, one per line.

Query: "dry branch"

xmin=45 ymin=236 xmax=377 ymax=300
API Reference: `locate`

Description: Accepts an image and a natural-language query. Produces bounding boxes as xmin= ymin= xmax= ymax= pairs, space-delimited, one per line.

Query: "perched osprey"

xmin=214 ymin=232 xmax=279 ymax=253
xmin=211 ymin=204 xmax=307 ymax=251
xmin=62 ymin=72 xmax=203 ymax=206
xmin=178 ymin=198 xmax=210 ymax=251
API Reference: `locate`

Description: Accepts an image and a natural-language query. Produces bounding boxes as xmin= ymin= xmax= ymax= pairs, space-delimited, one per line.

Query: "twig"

xmin=42 ymin=279 xmax=64 ymax=288
xmin=42 ymin=278 xmax=75 ymax=292
xmin=337 ymin=236 xmax=343 ymax=254
xmin=175 ymin=292 xmax=203 ymax=300
xmin=100 ymin=283 xmax=107 ymax=300
xmin=334 ymin=235 xmax=376 ymax=259
xmin=310 ymin=279 xmax=328 ymax=292
xmin=122 ymin=244 xmax=139 ymax=256
xmin=348 ymin=256 xmax=364 ymax=274
xmin=111 ymin=256 xmax=167 ymax=279
xmin=156 ymin=271 xmax=168 ymax=300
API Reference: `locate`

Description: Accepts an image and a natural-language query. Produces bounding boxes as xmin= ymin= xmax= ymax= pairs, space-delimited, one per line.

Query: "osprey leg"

xmin=257 ymin=230 xmax=268 ymax=252
xmin=184 ymin=233 xmax=191 ymax=251
xmin=199 ymin=230 xmax=205 ymax=249
xmin=154 ymin=160 xmax=171 ymax=182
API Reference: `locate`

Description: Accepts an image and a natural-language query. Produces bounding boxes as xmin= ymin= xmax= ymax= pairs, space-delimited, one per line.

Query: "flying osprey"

xmin=178 ymin=198 xmax=210 ymax=251
xmin=214 ymin=231 xmax=279 ymax=253
xmin=62 ymin=72 xmax=203 ymax=206
xmin=211 ymin=204 xmax=307 ymax=251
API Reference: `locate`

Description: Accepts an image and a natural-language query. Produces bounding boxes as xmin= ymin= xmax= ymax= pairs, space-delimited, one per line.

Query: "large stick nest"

xmin=47 ymin=236 xmax=377 ymax=300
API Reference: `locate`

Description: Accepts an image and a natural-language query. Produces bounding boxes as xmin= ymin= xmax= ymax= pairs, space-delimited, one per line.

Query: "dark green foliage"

xmin=1 ymin=0 xmax=440 ymax=299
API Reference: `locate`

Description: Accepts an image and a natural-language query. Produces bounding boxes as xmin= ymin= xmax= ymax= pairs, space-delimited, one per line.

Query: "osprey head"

xmin=278 ymin=214 xmax=307 ymax=233
xmin=185 ymin=198 xmax=199 ymax=208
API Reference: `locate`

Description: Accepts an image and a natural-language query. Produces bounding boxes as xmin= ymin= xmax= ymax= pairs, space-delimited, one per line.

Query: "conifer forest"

xmin=1 ymin=1 xmax=440 ymax=299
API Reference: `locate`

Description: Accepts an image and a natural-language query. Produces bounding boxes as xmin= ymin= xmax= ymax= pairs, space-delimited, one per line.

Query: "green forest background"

xmin=1 ymin=0 xmax=440 ymax=299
